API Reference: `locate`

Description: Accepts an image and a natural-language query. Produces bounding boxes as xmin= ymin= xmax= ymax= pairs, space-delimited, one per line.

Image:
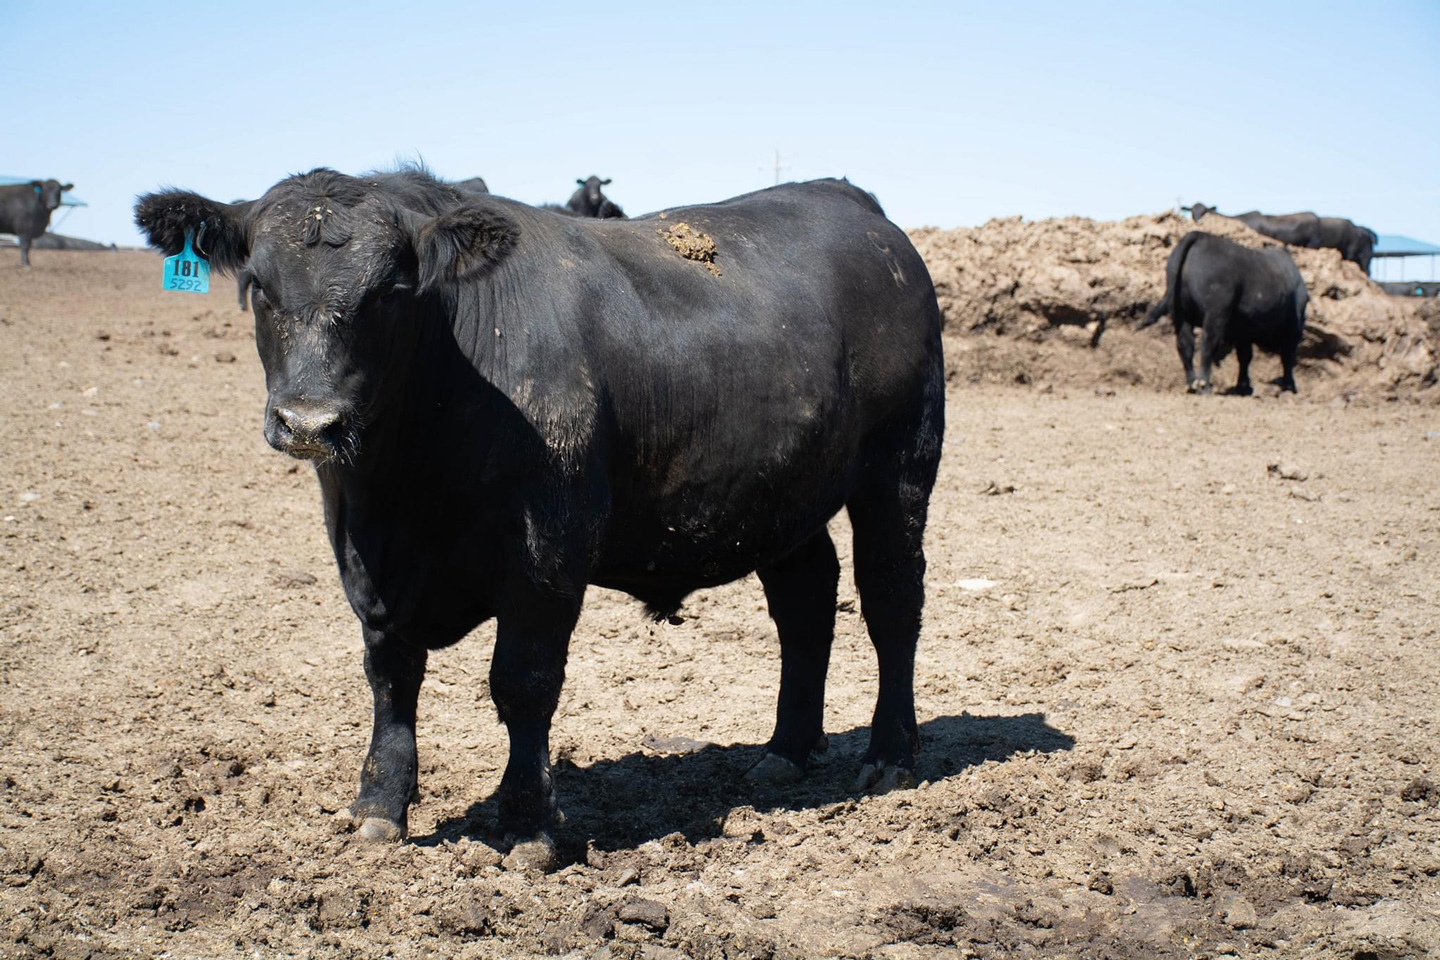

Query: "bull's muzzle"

xmin=269 ymin=402 xmax=346 ymax=461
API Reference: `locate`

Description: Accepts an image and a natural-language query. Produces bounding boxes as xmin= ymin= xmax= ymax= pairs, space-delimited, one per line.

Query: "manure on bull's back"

xmin=660 ymin=222 xmax=720 ymax=276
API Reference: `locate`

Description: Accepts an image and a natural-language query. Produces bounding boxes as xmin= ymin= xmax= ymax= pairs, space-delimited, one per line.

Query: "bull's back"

xmin=569 ymin=181 xmax=940 ymax=581
xmin=605 ymin=180 xmax=939 ymax=418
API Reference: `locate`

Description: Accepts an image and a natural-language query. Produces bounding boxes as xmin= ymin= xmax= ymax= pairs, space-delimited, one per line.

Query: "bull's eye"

xmin=377 ymin=282 xmax=411 ymax=306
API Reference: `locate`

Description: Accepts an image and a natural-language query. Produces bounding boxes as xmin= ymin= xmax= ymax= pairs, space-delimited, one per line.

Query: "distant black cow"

xmin=1316 ymin=216 xmax=1377 ymax=274
xmin=135 ymin=168 xmax=943 ymax=860
xmin=566 ymin=175 xmax=625 ymax=218
xmin=1186 ymin=202 xmax=1319 ymax=247
xmin=1140 ymin=232 xmax=1307 ymax=395
xmin=1187 ymin=202 xmax=1376 ymax=273
xmin=0 ymin=179 xmax=73 ymax=266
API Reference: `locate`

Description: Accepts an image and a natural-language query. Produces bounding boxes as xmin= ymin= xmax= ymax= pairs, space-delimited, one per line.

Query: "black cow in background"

xmin=1140 ymin=231 xmax=1307 ymax=395
xmin=134 ymin=168 xmax=943 ymax=863
xmin=1186 ymin=202 xmax=1376 ymax=273
xmin=1186 ymin=202 xmax=1319 ymax=247
xmin=1316 ymin=216 xmax=1377 ymax=274
xmin=567 ymin=175 xmax=625 ymax=218
xmin=1 ymin=179 xmax=74 ymax=266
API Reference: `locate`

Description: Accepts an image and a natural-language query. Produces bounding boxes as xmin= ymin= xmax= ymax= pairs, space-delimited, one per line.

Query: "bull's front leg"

xmin=491 ymin=583 xmax=582 ymax=867
xmin=19 ymin=235 xmax=31 ymax=268
xmin=352 ymin=627 xmax=427 ymax=840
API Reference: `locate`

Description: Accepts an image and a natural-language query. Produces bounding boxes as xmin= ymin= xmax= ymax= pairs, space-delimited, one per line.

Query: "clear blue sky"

xmin=2 ymin=1 xmax=1436 ymax=245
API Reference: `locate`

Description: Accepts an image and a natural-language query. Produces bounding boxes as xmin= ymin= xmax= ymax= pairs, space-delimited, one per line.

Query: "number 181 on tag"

xmin=162 ymin=234 xmax=211 ymax=294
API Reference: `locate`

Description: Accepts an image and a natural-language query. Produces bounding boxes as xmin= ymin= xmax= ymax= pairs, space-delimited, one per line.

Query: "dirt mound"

xmin=909 ymin=212 xmax=1438 ymax=399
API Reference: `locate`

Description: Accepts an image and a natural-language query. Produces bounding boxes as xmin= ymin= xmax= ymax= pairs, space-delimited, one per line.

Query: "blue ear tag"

xmin=162 ymin=228 xmax=211 ymax=294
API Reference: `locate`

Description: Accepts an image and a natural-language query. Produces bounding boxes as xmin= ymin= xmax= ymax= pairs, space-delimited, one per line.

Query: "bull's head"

xmin=577 ymin=175 xmax=612 ymax=207
xmin=31 ymin=180 xmax=73 ymax=212
xmin=134 ymin=170 xmax=518 ymax=464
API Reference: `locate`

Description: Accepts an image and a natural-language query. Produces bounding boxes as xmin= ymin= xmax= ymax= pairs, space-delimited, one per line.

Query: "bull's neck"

xmin=316 ymin=296 xmax=501 ymax=500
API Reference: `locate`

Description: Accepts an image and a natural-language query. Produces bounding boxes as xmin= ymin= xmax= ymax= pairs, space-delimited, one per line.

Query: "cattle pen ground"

xmin=1 ymin=249 xmax=1438 ymax=959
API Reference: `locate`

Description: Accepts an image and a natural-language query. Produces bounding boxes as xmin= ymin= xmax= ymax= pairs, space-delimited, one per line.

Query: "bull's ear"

xmin=61 ymin=183 xmax=74 ymax=192
xmin=409 ymin=203 xmax=519 ymax=292
xmin=576 ymin=178 xmax=585 ymax=185
xmin=133 ymin=190 xmax=250 ymax=273
xmin=601 ymin=178 xmax=612 ymax=185
xmin=29 ymin=181 xmax=42 ymax=191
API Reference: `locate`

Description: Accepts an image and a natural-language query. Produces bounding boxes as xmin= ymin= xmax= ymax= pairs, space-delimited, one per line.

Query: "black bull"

xmin=135 ymin=170 xmax=944 ymax=855
xmin=1140 ymin=231 xmax=1308 ymax=395
xmin=1187 ymin=202 xmax=1376 ymax=273
xmin=1 ymin=179 xmax=73 ymax=267
xmin=567 ymin=175 xmax=625 ymax=218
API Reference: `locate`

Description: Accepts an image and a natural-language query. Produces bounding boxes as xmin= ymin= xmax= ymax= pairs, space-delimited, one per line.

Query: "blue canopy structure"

xmin=1369 ymin=233 xmax=1440 ymax=286
xmin=1373 ymin=234 xmax=1440 ymax=257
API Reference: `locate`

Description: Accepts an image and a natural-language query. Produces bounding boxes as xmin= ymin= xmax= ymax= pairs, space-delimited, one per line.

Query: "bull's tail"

xmin=1292 ymin=274 xmax=1309 ymax=339
xmin=1141 ymin=231 xmax=1203 ymax=330
xmin=1138 ymin=293 xmax=1170 ymax=329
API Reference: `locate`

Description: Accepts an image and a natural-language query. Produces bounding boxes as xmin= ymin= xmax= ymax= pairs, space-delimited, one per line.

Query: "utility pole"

xmin=760 ymin=150 xmax=790 ymax=186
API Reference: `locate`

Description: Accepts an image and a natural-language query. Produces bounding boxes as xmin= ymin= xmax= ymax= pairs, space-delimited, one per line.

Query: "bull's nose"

xmin=271 ymin=404 xmax=346 ymax=459
xmin=275 ymin=405 xmax=341 ymax=437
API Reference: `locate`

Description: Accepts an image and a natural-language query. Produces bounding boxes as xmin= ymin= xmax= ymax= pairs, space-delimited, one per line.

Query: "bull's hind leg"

xmin=352 ymin=628 xmax=427 ymax=841
xmin=848 ymin=394 xmax=941 ymax=793
xmin=1229 ymin=342 xmax=1254 ymax=396
xmin=1174 ymin=321 xmax=1197 ymax=389
xmin=1278 ymin=343 xmax=1299 ymax=393
xmin=1193 ymin=311 xmax=1229 ymax=395
xmin=748 ymin=530 xmax=840 ymax=783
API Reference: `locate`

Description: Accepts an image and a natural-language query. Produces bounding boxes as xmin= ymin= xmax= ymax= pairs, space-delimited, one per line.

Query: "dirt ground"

xmin=2 ymin=249 xmax=1438 ymax=959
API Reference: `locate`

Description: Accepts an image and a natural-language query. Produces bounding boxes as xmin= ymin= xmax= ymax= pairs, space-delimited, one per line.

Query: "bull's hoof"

xmin=745 ymin=751 xmax=804 ymax=784
xmin=1227 ymin=383 xmax=1253 ymax=397
xmin=854 ymin=761 xmax=916 ymax=794
xmin=356 ymin=816 xmax=405 ymax=842
xmin=1187 ymin=380 xmax=1211 ymax=395
xmin=501 ymin=833 xmax=558 ymax=874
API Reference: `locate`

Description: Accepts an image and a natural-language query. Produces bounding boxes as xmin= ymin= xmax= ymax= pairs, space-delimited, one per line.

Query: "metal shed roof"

xmin=1373 ymin=234 xmax=1440 ymax=257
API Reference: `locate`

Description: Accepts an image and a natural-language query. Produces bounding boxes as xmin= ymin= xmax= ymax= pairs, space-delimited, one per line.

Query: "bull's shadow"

xmin=416 ymin=712 xmax=1073 ymax=858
